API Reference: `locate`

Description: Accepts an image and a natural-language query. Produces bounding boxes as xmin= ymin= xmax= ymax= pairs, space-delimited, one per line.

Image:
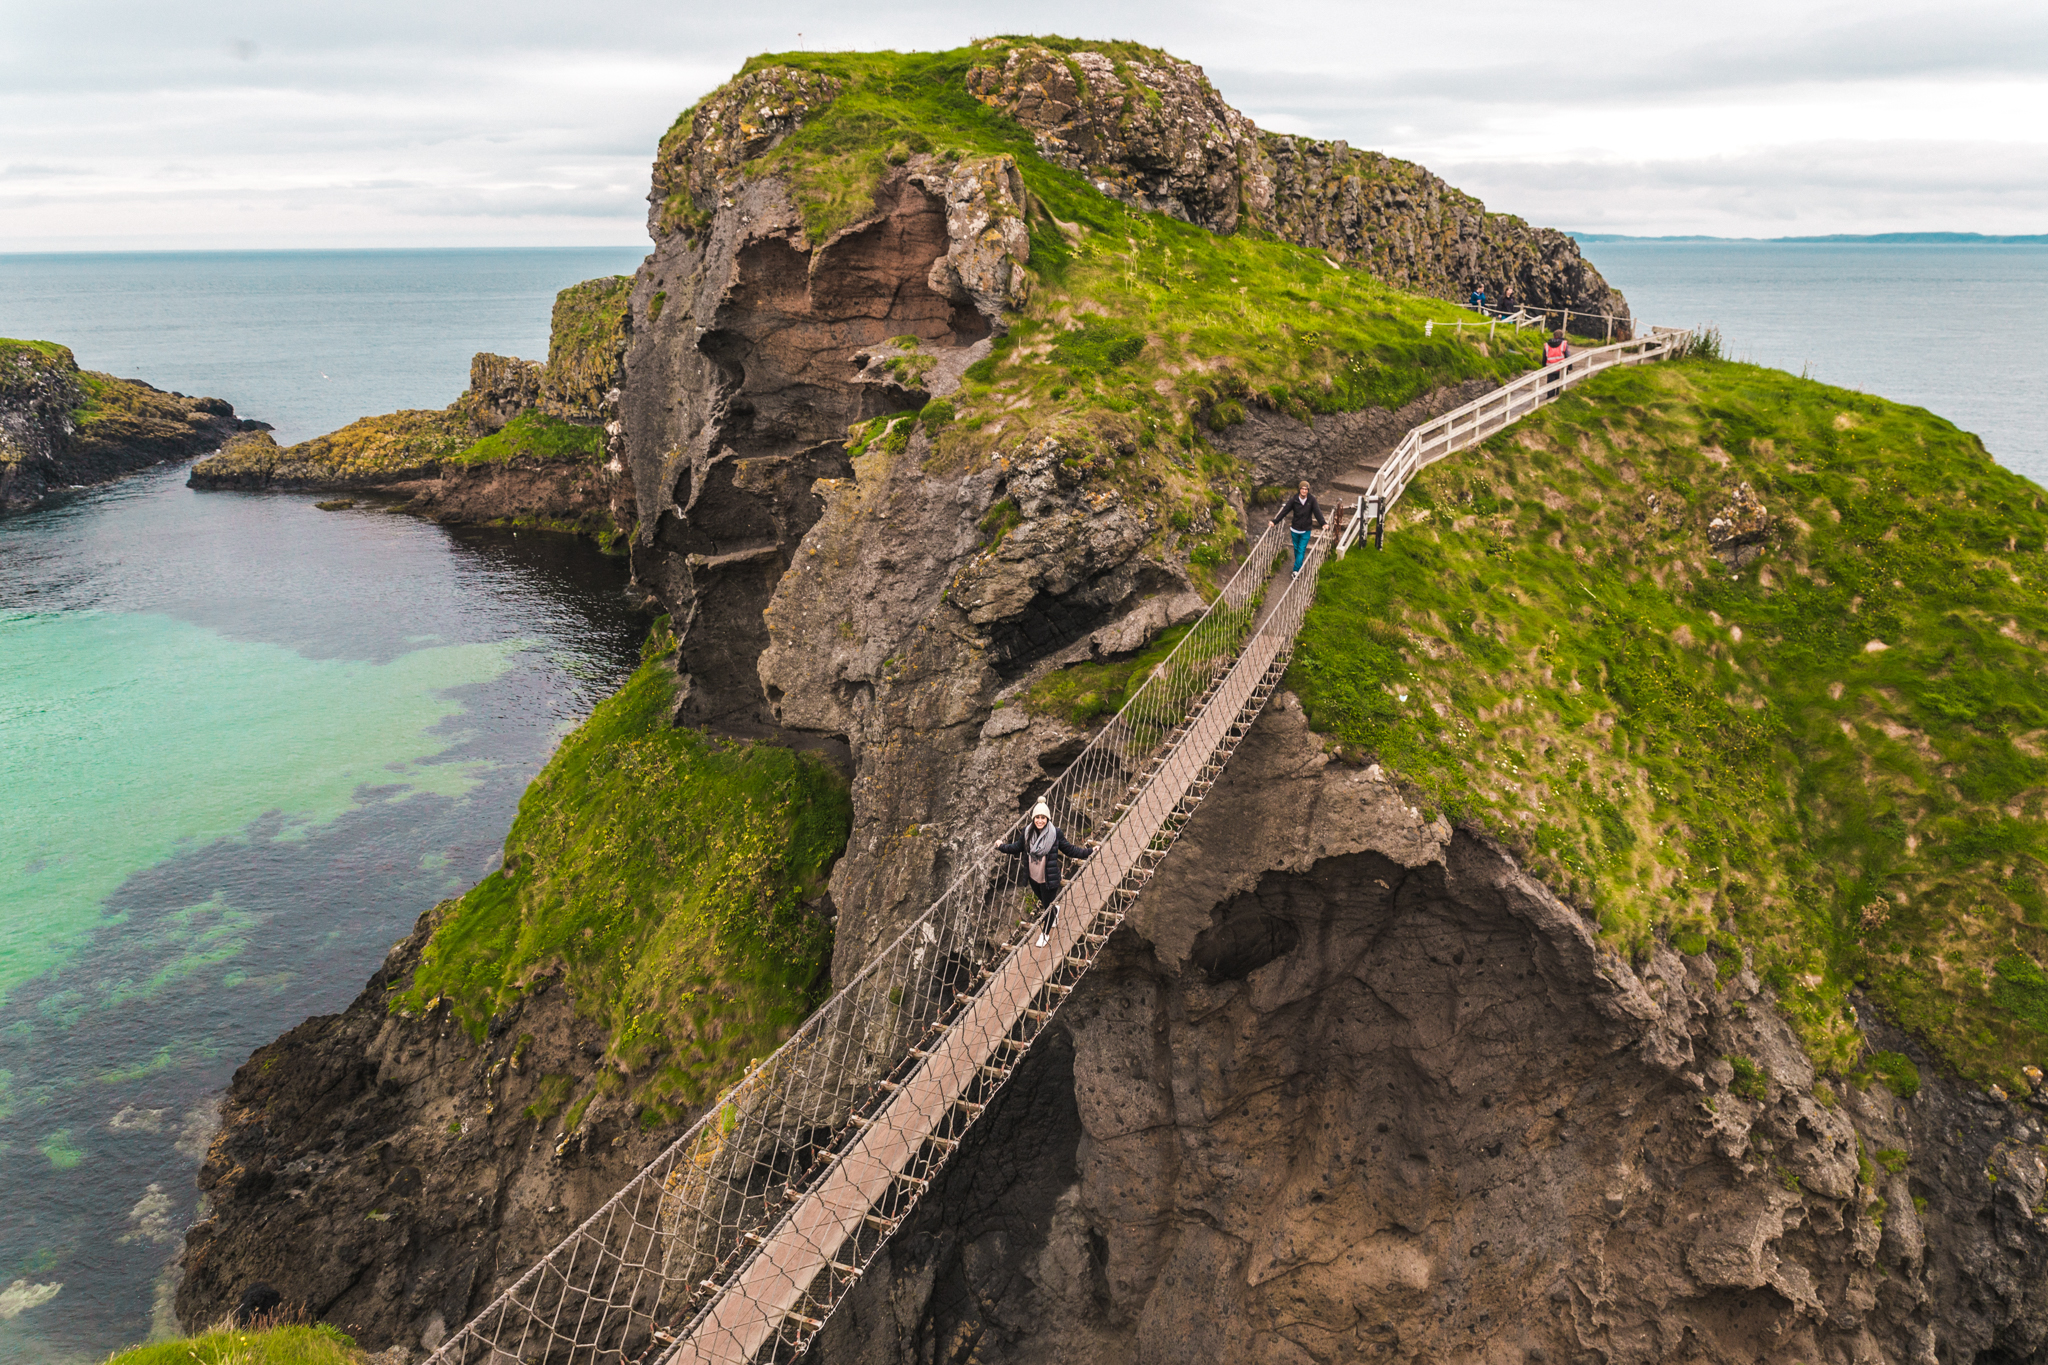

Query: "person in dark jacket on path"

xmin=1272 ymin=479 xmax=1325 ymax=576
xmin=995 ymin=799 xmax=1094 ymax=946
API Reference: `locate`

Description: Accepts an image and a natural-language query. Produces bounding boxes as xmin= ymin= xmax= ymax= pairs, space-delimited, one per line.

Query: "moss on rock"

xmin=393 ymin=622 xmax=852 ymax=1118
xmin=543 ymin=275 xmax=632 ymax=419
xmin=191 ymin=408 xmax=475 ymax=488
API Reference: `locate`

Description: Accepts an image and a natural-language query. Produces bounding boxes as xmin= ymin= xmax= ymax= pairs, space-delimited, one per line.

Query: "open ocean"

xmin=1580 ymin=240 xmax=2047 ymax=484
xmin=0 ymin=240 xmax=2039 ymax=1361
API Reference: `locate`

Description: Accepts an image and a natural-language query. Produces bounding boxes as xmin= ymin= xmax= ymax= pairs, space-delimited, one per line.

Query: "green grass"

xmin=1293 ymin=354 xmax=2048 ymax=1090
xmin=1868 ymin=1051 xmax=1923 ymax=1099
xmin=976 ymin=496 xmax=1021 ymax=546
xmin=395 ymin=622 xmax=852 ymax=1123
xmin=1027 ymin=625 xmax=1191 ymax=726
xmin=1728 ymin=1055 xmax=1769 ymax=1102
xmin=103 ymin=1324 xmax=360 ymax=1365
xmin=664 ymin=44 xmax=1546 ymax=578
xmin=448 ymin=409 xmax=606 ymax=466
xmin=0 ymin=336 xmax=74 ymax=365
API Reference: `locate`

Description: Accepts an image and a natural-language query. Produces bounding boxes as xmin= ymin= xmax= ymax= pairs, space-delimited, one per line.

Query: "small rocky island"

xmin=188 ymin=276 xmax=633 ymax=547
xmin=0 ymin=339 xmax=265 ymax=512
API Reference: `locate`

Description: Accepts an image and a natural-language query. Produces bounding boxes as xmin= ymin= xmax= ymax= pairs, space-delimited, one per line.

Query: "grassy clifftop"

xmin=1294 ymin=353 xmax=2048 ymax=1091
xmin=663 ymin=45 xmax=1555 ymax=575
xmin=394 ymin=623 xmax=851 ymax=1124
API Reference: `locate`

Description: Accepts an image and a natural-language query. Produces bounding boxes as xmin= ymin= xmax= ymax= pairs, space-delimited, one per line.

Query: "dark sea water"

xmin=1581 ymin=241 xmax=2048 ymax=485
xmin=0 ymin=249 xmax=647 ymax=1363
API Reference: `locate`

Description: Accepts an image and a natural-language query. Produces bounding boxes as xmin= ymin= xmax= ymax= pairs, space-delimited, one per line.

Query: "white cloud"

xmin=1444 ymin=140 xmax=2048 ymax=237
xmin=0 ymin=0 xmax=2040 ymax=248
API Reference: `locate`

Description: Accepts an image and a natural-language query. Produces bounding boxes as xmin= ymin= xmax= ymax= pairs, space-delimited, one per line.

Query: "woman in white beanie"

xmin=994 ymin=799 xmax=1094 ymax=946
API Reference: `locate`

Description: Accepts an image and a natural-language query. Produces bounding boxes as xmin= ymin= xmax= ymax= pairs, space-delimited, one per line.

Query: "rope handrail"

xmin=1427 ymin=304 xmax=1637 ymax=342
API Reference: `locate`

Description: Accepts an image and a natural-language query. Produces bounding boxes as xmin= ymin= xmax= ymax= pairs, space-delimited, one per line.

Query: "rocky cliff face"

xmin=175 ymin=904 xmax=680 ymax=1353
xmin=966 ymin=41 xmax=1629 ymax=328
xmin=617 ymin=46 xmax=1576 ymax=980
xmin=814 ymin=698 xmax=2048 ymax=1365
xmin=623 ymin=128 xmax=1228 ymax=975
xmin=0 ymin=339 xmax=259 ymax=512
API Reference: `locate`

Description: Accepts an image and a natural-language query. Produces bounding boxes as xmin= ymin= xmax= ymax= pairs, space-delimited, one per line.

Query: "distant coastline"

xmin=1570 ymin=231 xmax=2048 ymax=244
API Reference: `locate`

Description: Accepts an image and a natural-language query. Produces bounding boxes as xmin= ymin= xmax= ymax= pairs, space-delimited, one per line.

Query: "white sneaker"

xmin=1036 ymin=929 xmax=1049 ymax=947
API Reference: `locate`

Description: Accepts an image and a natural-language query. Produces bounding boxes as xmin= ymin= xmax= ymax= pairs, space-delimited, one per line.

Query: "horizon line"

xmin=1567 ymin=231 xmax=2048 ymax=244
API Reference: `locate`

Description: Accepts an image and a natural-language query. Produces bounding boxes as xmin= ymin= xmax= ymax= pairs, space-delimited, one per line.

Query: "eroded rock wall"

xmin=623 ymin=124 xmax=1192 ymax=975
xmin=1213 ymin=375 xmax=1499 ymax=491
xmin=813 ymin=698 xmax=2048 ymax=1365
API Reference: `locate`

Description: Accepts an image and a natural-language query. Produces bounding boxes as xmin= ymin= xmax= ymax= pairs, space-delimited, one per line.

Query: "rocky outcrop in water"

xmin=188 ymin=279 xmax=636 ymax=546
xmin=0 ymin=339 xmax=261 ymax=512
xmin=816 ymin=698 xmax=2048 ymax=1365
xmin=965 ymin=41 xmax=1630 ymax=329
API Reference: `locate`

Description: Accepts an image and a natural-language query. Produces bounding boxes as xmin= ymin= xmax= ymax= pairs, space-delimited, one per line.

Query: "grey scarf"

xmin=1027 ymin=819 xmax=1057 ymax=883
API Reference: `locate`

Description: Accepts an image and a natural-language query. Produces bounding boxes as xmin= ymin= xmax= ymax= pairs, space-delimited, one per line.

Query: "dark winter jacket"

xmin=1273 ymin=492 xmax=1326 ymax=532
xmin=996 ymin=826 xmax=1092 ymax=889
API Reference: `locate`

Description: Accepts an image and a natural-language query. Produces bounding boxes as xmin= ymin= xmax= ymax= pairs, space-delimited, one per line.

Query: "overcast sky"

xmin=3 ymin=0 xmax=2042 ymax=251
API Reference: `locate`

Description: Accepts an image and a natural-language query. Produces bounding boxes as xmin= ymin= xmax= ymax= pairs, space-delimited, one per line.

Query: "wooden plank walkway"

xmin=671 ymin=620 xmax=1291 ymax=1363
xmin=1328 ymin=329 xmax=1687 ymax=511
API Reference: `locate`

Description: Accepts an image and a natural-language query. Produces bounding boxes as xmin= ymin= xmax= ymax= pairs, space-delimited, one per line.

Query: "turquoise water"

xmin=1582 ymin=241 xmax=2048 ymax=485
xmin=0 ymin=249 xmax=650 ymax=1363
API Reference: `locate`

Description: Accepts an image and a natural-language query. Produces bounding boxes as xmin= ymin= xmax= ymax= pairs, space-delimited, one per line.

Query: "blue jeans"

xmin=1290 ymin=527 xmax=1311 ymax=572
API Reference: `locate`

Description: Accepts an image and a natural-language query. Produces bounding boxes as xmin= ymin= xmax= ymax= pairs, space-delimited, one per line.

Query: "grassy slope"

xmin=672 ymin=45 xmax=1548 ymax=578
xmin=446 ymin=409 xmax=605 ymax=466
xmin=1026 ymin=624 xmax=1191 ymax=727
xmin=1293 ymin=354 xmax=2048 ymax=1090
xmin=104 ymin=1324 xmax=360 ymax=1365
xmin=395 ymin=623 xmax=852 ymax=1121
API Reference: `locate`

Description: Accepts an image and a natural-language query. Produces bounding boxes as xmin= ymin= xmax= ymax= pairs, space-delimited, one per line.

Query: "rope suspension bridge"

xmin=423 ymin=325 xmax=1690 ymax=1365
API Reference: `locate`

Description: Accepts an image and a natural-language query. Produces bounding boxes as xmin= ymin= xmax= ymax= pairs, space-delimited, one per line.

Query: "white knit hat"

xmin=1030 ymin=799 xmax=1052 ymax=821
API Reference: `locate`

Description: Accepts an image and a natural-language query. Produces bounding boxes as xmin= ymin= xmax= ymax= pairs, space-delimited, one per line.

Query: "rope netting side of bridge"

xmin=425 ymin=514 xmax=1333 ymax=1365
